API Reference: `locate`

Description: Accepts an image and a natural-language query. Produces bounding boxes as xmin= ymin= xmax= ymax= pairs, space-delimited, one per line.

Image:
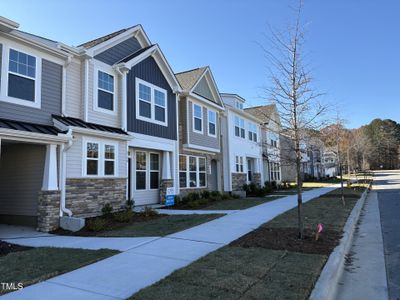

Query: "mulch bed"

xmin=51 ymin=213 xmax=166 ymax=236
xmin=229 ymin=227 xmax=342 ymax=255
xmin=0 ymin=241 xmax=32 ymax=257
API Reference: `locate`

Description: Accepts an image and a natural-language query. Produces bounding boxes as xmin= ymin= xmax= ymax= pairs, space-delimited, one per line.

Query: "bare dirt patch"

xmin=0 ymin=241 xmax=32 ymax=257
xmin=229 ymin=227 xmax=342 ymax=255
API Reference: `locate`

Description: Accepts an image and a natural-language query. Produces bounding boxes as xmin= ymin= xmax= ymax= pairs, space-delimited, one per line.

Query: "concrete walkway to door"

xmin=1 ymin=186 xmax=337 ymax=300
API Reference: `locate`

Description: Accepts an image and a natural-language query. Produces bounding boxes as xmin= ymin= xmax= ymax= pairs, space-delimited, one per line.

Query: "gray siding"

xmin=193 ymin=76 xmax=215 ymax=102
xmin=0 ymin=44 xmax=2 ymax=90
xmin=94 ymin=37 xmax=142 ymax=65
xmin=0 ymin=143 xmax=45 ymax=216
xmin=127 ymin=56 xmax=177 ymax=140
xmin=178 ymin=98 xmax=188 ymax=144
xmin=0 ymin=58 xmax=62 ymax=125
xmin=188 ymin=100 xmax=219 ymax=150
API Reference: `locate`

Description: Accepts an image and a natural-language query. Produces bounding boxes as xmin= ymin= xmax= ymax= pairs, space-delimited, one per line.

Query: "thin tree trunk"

xmin=295 ymin=141 xmax=304 ymax=239
xmin=340 ymin=163 xmax=345 ymax=206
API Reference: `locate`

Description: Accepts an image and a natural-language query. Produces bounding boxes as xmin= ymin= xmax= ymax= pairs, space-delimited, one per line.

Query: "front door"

xmin=210 ymin=159 xmax=218 ymax=191
xmin=247 ymin=159 xmax=253 ymax=182
xmin=132 ymin=150 xmax=161 ymax=206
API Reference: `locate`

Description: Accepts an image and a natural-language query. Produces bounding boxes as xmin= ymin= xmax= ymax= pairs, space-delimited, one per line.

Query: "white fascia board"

xmin=0 ymin=128 xmax=71 ymax=144
xmin=128 ymin=131 xmax=177 ymax=152
xmin=5 ymin=31 xmax=70 ymax=60
xmin=84 ymin=25 xmax=150 ymax=57
xmin=191 ymin=67 xmax=224 ymax=108
xmin=187 ymin=92 xmax=225 ymax=111
xmin=183 ymin=143 xmax=220 ymax=153
xmin=118 ymin=45 xmax=181 ymax=93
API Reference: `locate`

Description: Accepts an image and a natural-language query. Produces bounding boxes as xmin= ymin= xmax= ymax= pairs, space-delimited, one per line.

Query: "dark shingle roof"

xmin=118 ymin=45 xmax=154 ymax=63
xmin=78 ymin=26 xmax=136 ymax=49
xmin=52 ymin=115 xmax=128 ymax=135
xmin=0 ymin=118 xmax=63 ymax=135
xmin=175 ymin=67 xmax=207 ymax=91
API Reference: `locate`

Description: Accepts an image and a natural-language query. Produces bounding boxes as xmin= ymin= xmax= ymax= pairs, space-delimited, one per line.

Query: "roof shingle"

xmin=175 ymin=67 xmax=207 ymax=91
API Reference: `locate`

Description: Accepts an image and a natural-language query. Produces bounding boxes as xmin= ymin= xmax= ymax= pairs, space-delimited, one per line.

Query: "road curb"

xmin=309 ymin=186 xmax=370 ymax=300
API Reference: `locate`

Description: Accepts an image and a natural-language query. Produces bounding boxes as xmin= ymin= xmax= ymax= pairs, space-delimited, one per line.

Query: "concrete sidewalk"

xmin=335 ymin=191 xmax=388 ymax=300
xmin=2 ymin=186 xmax=336 ymax=300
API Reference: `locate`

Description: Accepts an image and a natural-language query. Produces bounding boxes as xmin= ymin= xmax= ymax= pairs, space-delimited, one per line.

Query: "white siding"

xmin=87 ymin=61 xmax=121 ymax=127
xmin=66 ymin=133 xmax=127 ymax=178
xmin=65 ymin=61 xmax=82 ymax=118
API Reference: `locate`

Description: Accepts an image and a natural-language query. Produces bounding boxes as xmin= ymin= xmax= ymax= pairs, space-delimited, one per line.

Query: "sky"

xmin=1 ymin=0 xmax=399 ymax=128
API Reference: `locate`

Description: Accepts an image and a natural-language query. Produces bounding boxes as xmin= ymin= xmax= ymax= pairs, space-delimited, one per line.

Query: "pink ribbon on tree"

xmin=315 ymin=223 xmax=324 ymax=240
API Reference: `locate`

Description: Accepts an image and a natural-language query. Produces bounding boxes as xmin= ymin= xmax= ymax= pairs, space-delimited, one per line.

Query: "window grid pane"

xmin=98 ymin=71 xmax=114 ymax=92
xmin=9 ymin=49 xmax=36 ymax=79
xmin=139 ymin=83 xmax=151 ymax=102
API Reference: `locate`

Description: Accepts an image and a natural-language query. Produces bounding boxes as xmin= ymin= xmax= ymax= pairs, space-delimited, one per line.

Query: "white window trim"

xmin=0 ymin=45 xmax=42 ymax=109
xmin=179 ymin=155 xmax=207 ymax=189
xmin=134 ymin=150 xmax=161 ymax=191
xmin=234 ymin=116 xmax=245 ymax=139
xmin=235 ymin=155 xmax=244 ymax=173
xmin=207 ymin=109 xmax=217 ymax=137
xmin=93 ymin=65 xmax=117 ymax=115
xmin=135 ymin=77 xmax=168 ymax=126
xmin=82 ymin=138 xmax=119 ymax=178
xmin=248 ymin=122 xmax=258 ymax=142
xmin=192 ymin=103 xmax=203 ymax=134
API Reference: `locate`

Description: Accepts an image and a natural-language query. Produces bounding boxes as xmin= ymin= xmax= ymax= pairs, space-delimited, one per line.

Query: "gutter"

xmin=59 ymin=129 xmax=73 ymax=217
xmin=83 ymin=58 xmax=90 ymax=122
xmin=61 ymin=55 xmax=73 ymax=116
xmin=114 ymin=65 xmax=129 ymax=131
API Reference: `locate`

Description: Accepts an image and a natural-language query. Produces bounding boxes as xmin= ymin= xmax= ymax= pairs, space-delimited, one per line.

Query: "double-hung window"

xmin=179 ymin=155 xmax=207 ymax=188
xmin=193 ymin=103 xmax=203 ymax=133
xmin=97 ymin=70 xmax=114 ymax=111
xmin=235 ymin=156 xmax=244 ymax=173
xmin=234 ymin=116 xmax=245 ymax=138
xmin=7 ymin=48 xmax=38 ymax=105
xmin=85 ymin=141 xmax=117 ymax=176
xmin=248 ymin=123 xmax=257 ymax=142
xmin=135 ymin=151 xmax=160 ymax=190
xmin=136 ymin=78 xmax=167 ymax=126
xmin=235 ymin=101 xmax=243 ymax=110
xmin=208 ymin=110 xmax=216 ymax=136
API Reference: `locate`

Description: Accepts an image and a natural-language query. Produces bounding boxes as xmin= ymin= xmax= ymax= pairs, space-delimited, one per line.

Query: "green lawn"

xmin=199 ymin=196 xmax=283 ymax=210
xmin=98 ymin=214 xmax=223 ymax=237
xmin=0 ymin=247 xmax=118 ymax=294
xmin=130 ymin=187 xmax=365 ymax=299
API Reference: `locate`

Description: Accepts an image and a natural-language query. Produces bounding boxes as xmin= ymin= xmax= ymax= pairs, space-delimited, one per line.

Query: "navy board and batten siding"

xmin=94 ymin=37 xmax=142 ymax=65
xmin=0 ymin=43 xmax=62 ymax=125
xmin=127 ymin=56 xmax=177 ymax=140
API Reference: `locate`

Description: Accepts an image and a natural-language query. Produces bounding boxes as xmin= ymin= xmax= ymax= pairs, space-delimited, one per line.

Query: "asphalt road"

xmin=375 ymin=170 xmax=400 ymax=300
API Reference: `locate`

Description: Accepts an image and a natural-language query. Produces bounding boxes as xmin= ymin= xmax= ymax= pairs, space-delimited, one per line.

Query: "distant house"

xmin=245 ymin=104 xmax=282 ymax=183
xmin=323 ymin=149 xmax=339 ymax=177
xmin=175 ymin=67 xmax=225 ymax=195
xmin=220 ymin=93 xmax=264 ymax=194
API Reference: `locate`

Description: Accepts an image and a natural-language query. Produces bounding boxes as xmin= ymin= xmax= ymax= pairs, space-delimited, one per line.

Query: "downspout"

xmin=61 ymin=55 xmax=72 ymax=116
xmin=60 ymin=129 xmax=73 ymax=217
xmin=83 ymin=58 xmax=90 ymax=122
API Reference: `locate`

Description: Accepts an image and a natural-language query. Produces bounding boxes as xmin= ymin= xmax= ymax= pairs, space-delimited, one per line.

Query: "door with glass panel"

xmin=247 ymin=158 xmax=253 ymax=182
xmin=133 ymin=150 xmax=160 ymax=205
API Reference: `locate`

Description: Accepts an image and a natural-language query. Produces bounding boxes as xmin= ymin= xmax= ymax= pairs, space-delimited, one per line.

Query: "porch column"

xmin=162 ymin=151 xmax=172 ymax=180
xmin=42 ymin=144 xmax=59 ymax=191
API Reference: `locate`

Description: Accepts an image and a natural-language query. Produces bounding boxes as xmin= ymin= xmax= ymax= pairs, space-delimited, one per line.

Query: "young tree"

xmin=261 ymin=1 xmax=327 ymax=239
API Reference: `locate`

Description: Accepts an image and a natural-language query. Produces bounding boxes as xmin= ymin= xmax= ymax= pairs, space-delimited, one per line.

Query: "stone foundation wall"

xmin=252 ymin=173 xmax=262 ymax=186
xmin=37 ymin=190 xmax=60 ymax=232
xmin=160 ymin=179 xmax=174 ymax=204
xmin=232 ymin=173 xmax=247 ymax=191
xmin=66 ymin=178 xmax=127 ymax=217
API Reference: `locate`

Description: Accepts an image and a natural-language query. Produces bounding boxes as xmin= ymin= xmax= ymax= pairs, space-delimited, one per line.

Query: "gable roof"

xmin=244 ymin=104 xmax=278 ymax=123
xmin=175 ymin=67 xmax=207 ymax=91
xmin=118 ymin=45 xmax=154 ymax=63
xmin=78 ymin=27 xmax=134 ymax=49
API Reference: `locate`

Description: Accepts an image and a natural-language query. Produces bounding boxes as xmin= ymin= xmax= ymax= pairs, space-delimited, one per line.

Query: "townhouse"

xmin=176 ymin=67 xmax=225 ymax=194
xmin=0 ymin=16 xmax=181 ymax=231
xmin=220 ymin=93 xmax=264 ymax=194
xmin=245 ymin=104 xmax=282 ymax=183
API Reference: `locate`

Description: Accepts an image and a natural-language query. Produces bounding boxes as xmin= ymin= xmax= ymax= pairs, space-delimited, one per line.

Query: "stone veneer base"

xmin=66 ymin=178 xmax=127 ymax=218
xmin=37 ymin=190 xmax=60 ymax=232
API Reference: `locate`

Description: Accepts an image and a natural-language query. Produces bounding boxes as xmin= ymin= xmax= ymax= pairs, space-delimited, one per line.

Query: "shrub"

xmin=186 ymin=200 xmax=201 ymax=209
xmin=142 ymin=206 xmax=158 ymax=217
xmin=113 ymin=210 xmax=134 ymax=223
xmin=125 ymin=199 xmax=134 ymax=210
xmin=187 ymin=192 xmax=200 ymax=202
xmin=101 ymin=203 xmax=113 ymax=217
xmin=242 ymin=184 xmax=250 ymax=193
xmin=201 ymin=190 xmax=210 ymax=199
xmin=211 ymin=191 xmax=221 ymax=197
xmin=231 ymin=193 xmax=241 ymax=199
xmin=174 ymin=195 xmax=181 ymax=205
xmin=86 ymin=218 xmax=108 ymax=232
xmin=221 ymin=193 xmax=231 ymax=200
